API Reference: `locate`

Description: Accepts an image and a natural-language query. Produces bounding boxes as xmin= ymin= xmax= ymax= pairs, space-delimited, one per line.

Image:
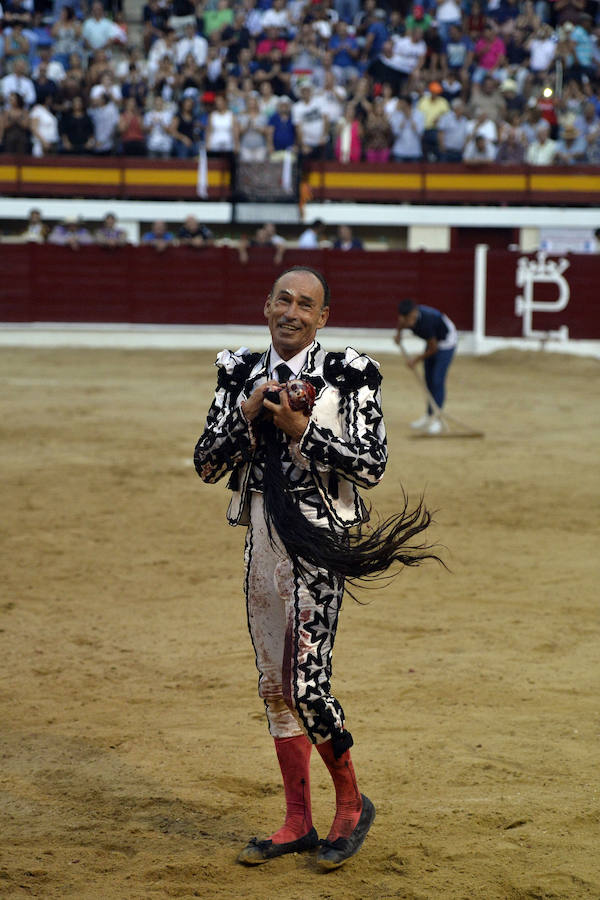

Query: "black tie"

xmin=275 ymin=363 xmax=293 ymax=383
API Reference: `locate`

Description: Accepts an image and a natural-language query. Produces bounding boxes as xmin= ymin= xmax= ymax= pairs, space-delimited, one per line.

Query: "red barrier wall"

xmin=1 ymin=245 xmax=598 ymax=339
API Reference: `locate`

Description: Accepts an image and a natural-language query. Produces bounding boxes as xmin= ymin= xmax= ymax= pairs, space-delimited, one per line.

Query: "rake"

xmin=397 ymin=341 xmax=484 ymax=439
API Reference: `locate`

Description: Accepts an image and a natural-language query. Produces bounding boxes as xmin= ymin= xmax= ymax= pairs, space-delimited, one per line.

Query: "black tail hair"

xmin=260 ymin=423 xmax=443 ymax=601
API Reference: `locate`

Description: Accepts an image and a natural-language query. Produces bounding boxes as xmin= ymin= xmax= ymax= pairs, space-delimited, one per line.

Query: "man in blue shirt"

xmin=394 ymin=298 xmax=457 ymax=434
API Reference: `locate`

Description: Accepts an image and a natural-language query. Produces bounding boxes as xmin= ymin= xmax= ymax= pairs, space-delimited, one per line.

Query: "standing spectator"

xmin=333 ymin=225 xmax=363 ymax=250
xmin=59 ymin=95 xmax=95 ymax=153
xmin=118 ymin=96 xmax=146 ymax=156
xmin=554 ymin=123 xmax=587 ymax=163
xmin=238 ymin=93 xmax=270 ymax=162
xmin=437 ymin=97 xmax=471 ymax=161
xmin=525 ymin=120 xmax=558 ymax=164
xmin=3 ymin=21 xmax=31 ymax=71
xmin=148 ymin=27 xmax=179 ymax=78
xmin=88 ymin=90 xmax=120 ymax=155
xmin=363 ymin=95 xmax=393 ymax=162
xmin=334 ymin=101 xmax=363 ymax=162
xmin=293 ymin=82 xmax=330 ymax=160
xmin=525 ymin=23 xmax=556 ymax=82
xmin=144 ymin=94 xmax=174 ymax=158
xmin=29 ymin=94 xmax=59 ymax=156
xmin=567 ymin=14 xmax=596 ymax=83
xmin=96 ymin=212 xmax=127 ymax=247
xmin=205 ymin=92 xmax=237 ymax=153
xmin=178 ymin=215 xmax=214 ymax=247
xmin=201 ymin=0 xmax=234 ymax=40
xmin=48 ymin=216 xmax=94 ymax=248
xmin=367 ymin=39 xmax=406 ymax=96
xmin=469 ymin=74 xmax=507 ymax=123
xmin=255 ymin=45 xmax=292 ymax=96
xmin=297 ymin=219 xmax=326 ymax=248
xmin=268 ymin=96 xmax=297 ymax=153
xmin=0 ymin=91 xmax=31 ymax=153
xmin=170 ymin=94 xmax=198 ymax=158
xmin=33 ymin=50 xmax=66 ymax=90
xmin=82 ymin=1 xmax=116 ymax=52
xmin=434 ymin=0 xmax=463 ymax=45
xmin=1 ymin=58 xmax=36 ymax=108
xmin=389 ymin=95 xmax=425 ymax=161
xmin=142 ymin=220 xmax=175 ymax=251
xmin=417 ymin=80 xmax=450 ymax=160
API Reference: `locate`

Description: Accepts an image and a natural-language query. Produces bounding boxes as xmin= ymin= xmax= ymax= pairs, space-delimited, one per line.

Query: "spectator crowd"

xmin=1 ymin=0 xmax=600 ymax=165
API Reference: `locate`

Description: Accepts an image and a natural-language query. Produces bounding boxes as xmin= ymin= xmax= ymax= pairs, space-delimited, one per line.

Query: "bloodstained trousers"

xmin=244 ymin=491 xmax=347 ymax=746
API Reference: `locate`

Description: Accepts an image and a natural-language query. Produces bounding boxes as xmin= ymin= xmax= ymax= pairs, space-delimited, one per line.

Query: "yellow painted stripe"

xmin=529 ymin=174 xmax=600 ymax=192
xmin=21 ymin=166 xmax=121 ymax=185
xmin=0 ymin=164 xmax=18 ymax=181
xmin=308 ymin=171 xmax=422 ymax=189
xmin=426 ymin=173 xmax=527 ymax=191
xmin=124 ymin=168 xmax=229 ymax=186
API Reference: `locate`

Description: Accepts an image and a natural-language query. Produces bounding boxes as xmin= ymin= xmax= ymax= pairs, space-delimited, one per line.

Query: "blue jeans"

xmin=425 ymin=347 xmax=455 ymax=412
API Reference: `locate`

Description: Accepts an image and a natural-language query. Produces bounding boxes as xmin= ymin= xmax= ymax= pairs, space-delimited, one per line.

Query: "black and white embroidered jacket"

xmin=194 ymin=341 xmax=387 ymax=528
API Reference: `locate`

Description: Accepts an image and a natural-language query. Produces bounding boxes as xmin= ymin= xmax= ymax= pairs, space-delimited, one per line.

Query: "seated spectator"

xmin=33 ymin=49 xmax=66 ymax=90
xmin=121 ymin=62 xmax=149 ymax=110
xmin=574 ymin=100 xmax=600 ymax=143
xmin=51 ymin=6 xmax=83 ymax=69
xmin=48 ymin=215 xmax=94 ymax=248
xmin=256 ymin=25 xmax=289 ymax=60
xmin=463 ymin=131 xmax=497 ymax=163
xmin=254 ymin=45 xmax=292 ymax=96
xmin=495 ymin=125 xmax=526 ymax=162
xmin=334 ymin=101 xmax=363 ymax=163
xmin=148 ymin=27 xmax=179 ymax=78
xmin=1 ymin=58 xmax=36 ymax=108
xmin=333 ymin=224 xmax=364 ymax=250
xmin=144 ymin=93 xmax=174 ymax=158
xmin=203 ymin=43 xmax=227 ymax=95
xmin=88 ymin=90 xmax=120 ymax=155
xmin=201 ymin=0 xmax=234 ymax=40
xmin=329 ymin=20 xmax=361 ymax=85
xmin=143 ymin=0 xmax=171 ymax=55
xmin=363 ymin=95 xmax=394 ymax=163
xmin=525 ymin=120 xmax=557 ymax=164
xmin=268 ymin=96 xmax=297 ymax=154
xmin=178 ymin=215 xmax=214 ymax=247
xmin=465 ymin=0 xmax=487 ymax=43
xmin=220 ymin=9 xmax=252 ymax=67
xmin=405 ymin=5 xmax=433 ymax=33
xmin=389 ymin=95 xmax=425 ymax=161
xmin=261 ymin=0 xmax=291 ymax=34
xmin=30 ymin=94 xmax=60 ymax=156
xmin=117 ymin=96 xmax=146 ymax=156
xmin=238 ymin=93 xmax=270 ymax=162
xmin=554 ymin=122 xmax=587 ymax=164
xmin=434 ymin=0 xmax=463 ymax=46
xmin=238 ymin=222 xmax=286 ymax=265
xmin=96 ymin=212 xmax=127 ymax=247
xmin=176 ymin=22 xmax=208 ymax=68
xmin=58 ymin=95 xmax=93 ymax=153
xmin=566 ymin=15 xmax=595 ymax=84
xmin=82 ymin=1 xmax=117 ymax=53
xmin=21 ymin=208 xmax=48 ymax=243
xmin=441 ymin=24 xmax=475 ymax=90
xmin=168 ymin=0 xmax=196 ymax=35
xmin=437 ymin=97 xmax=471 ymax=161
xmin=258 ymin=80 xmax=278 ymax=120
xmin=297 ymin=219 xmax=326 ymax=248
xmin=469 ymin=75 xmax=507 ymax=123
xmin=170 ymin=95 xmax=199 ymax=158
xmin=3 ymin=21 xmax=30 ymax=72
xmin=417 ymin=80 xmax=450 ymax=160
xmin=142 ymin=220 xmax=175 ymax=251
xmin=472 ymin=23 xmax=507 ymax=83
xmin=0 ymin=91 xmax=31 ymax=153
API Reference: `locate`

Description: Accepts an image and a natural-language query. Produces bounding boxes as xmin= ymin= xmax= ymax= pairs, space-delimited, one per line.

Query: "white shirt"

xmin=144 ymin=107 xmax=174 ymax=153
xmin=1 ymin=72 xmax=36 ymax=107
xmin=526 ymin=138 xmax=557 ymax=165
xmin=391 ymin=35 xmax=426 ymax=74
xmin=176 ymin=33 xmax=208 ymax=67
xmin=297 ymin=227 xmax=319 ymax=248
xmin=30 ymin=104 xmax=59 ymax=155
xmin=269 ymin=343 xmax=313 ymax=379
xmin=292 ymin=98 xmax=326 ymax=147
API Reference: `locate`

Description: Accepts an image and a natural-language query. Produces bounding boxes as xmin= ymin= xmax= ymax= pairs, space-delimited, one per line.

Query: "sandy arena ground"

xmin=1 ymin=344 xmax=599 ymax=900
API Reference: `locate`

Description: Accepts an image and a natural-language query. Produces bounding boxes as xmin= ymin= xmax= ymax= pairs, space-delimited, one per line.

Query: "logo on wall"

xmin=515 ymin=251 xmax=570 ymax=341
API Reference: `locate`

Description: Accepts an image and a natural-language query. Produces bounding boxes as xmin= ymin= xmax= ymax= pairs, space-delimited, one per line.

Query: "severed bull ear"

xmin=285 ymin=379 xmax=316 ymax=414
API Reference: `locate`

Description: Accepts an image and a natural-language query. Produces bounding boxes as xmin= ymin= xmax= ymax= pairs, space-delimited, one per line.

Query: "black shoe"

xmin=237 ymin=826 xmax=319 ymax=865
xmin=316 ymin=795 xmax=376 ymax=871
